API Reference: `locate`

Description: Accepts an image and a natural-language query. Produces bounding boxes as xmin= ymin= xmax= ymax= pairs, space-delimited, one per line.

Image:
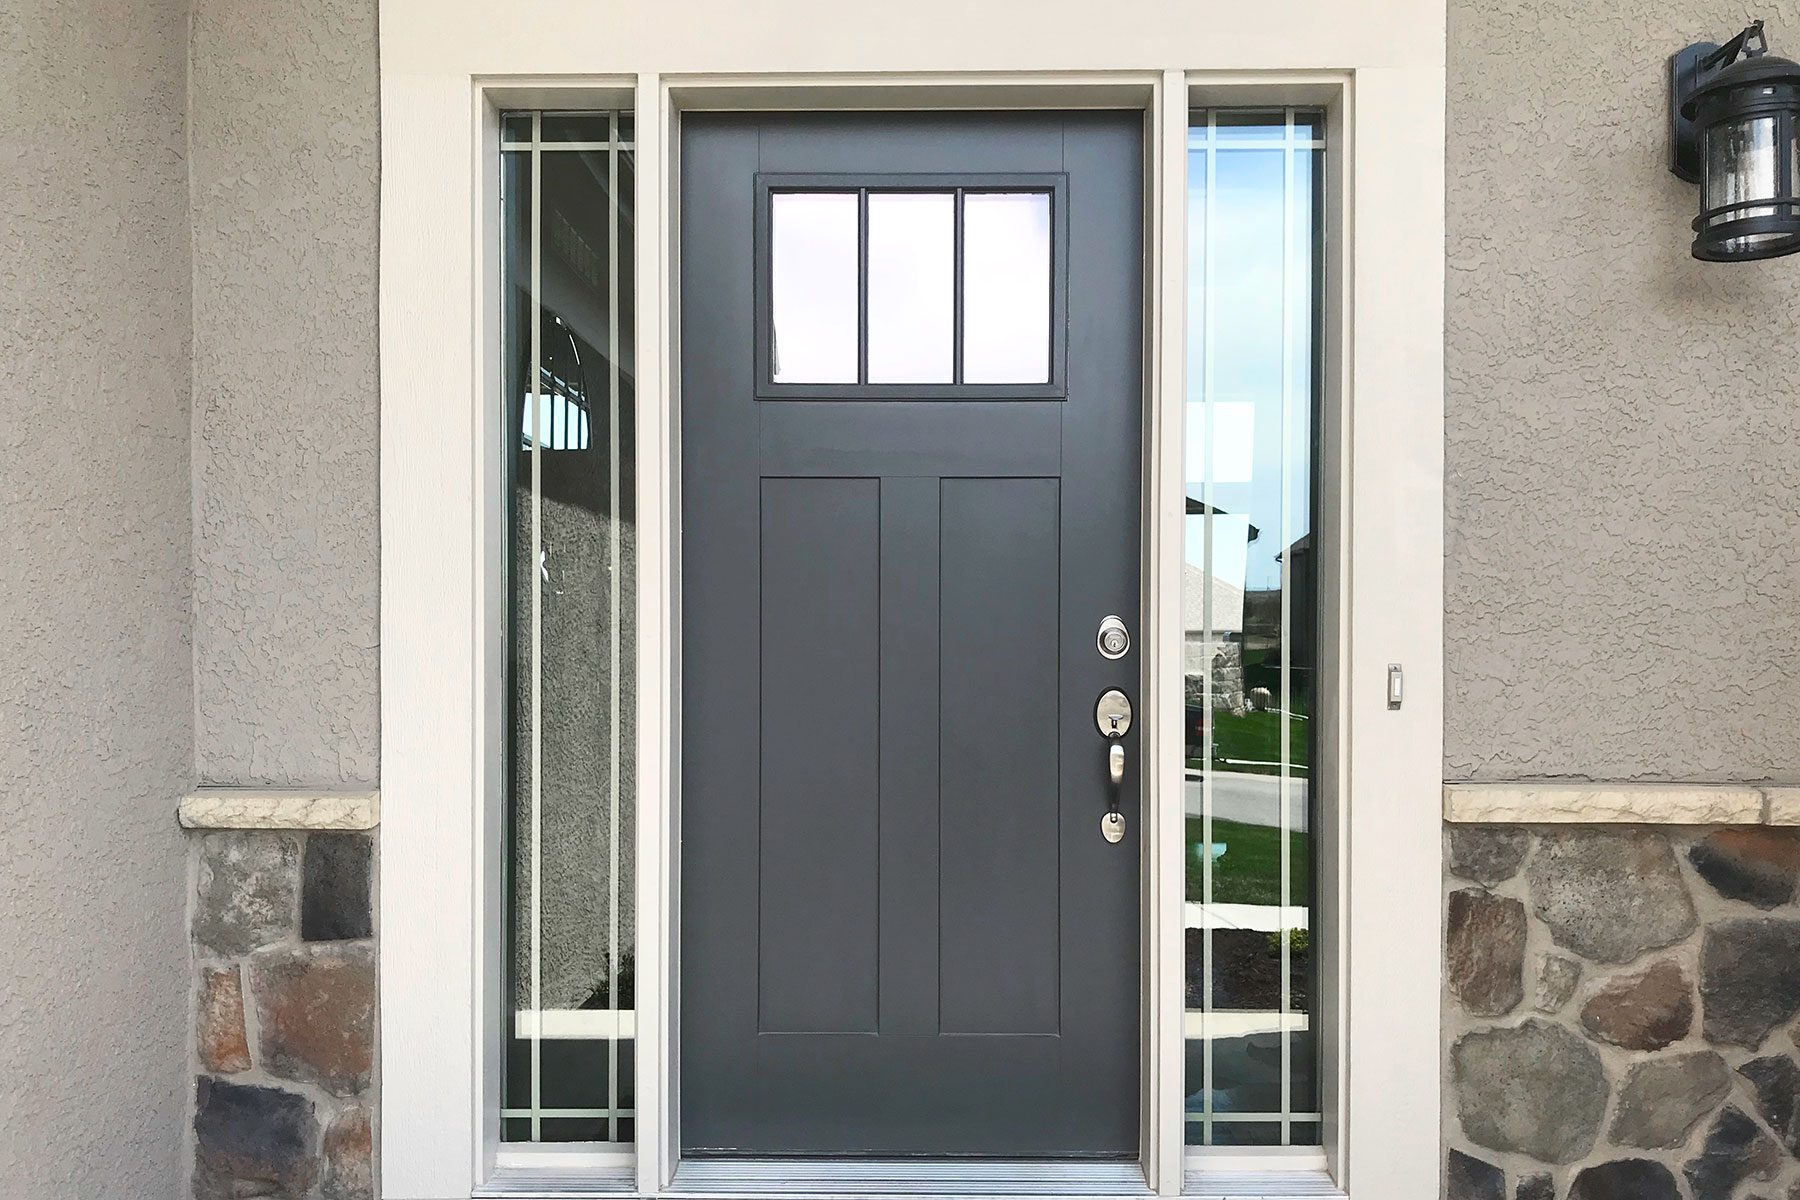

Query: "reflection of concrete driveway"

xmin=1185 ymin=771 xmax=1309 ymax=831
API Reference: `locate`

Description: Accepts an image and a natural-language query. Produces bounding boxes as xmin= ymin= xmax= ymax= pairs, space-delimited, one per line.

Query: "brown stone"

xmin=198 ymin=965 xmax=253 ymax=1074
xmin=1579 ymin=959 xmax=1693 ymax=1051
xmin=1447 ymin=889 xmax=1527 ymax=1017
xmin=322 ymin=1104 xmax=374 ymax=1200
xmin=1690 ymin=828 xmax=1800 ymax=909
xmin=250 ymin=943 xmax=376 ymax=1096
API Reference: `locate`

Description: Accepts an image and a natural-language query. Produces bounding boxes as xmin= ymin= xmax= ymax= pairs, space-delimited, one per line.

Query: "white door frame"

xmin=379 ymin=64 xmax=1443 ymax=1200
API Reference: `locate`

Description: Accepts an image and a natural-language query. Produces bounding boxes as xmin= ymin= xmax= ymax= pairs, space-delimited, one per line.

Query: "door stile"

xmin=1144 ymin=68 xmax=1188 ymax=1199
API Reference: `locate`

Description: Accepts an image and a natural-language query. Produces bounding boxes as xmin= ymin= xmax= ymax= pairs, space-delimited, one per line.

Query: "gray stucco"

xmin=1446 ymin=0 xmax=1800 ymax=782
xmin=0 ymin=0 xmax=193 ymax=1192
xmin=190 ymin=0 xmax=381 ymax=787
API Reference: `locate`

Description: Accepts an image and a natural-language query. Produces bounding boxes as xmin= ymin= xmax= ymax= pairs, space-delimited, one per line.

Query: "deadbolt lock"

xmin=1097 ymin=615 xmax=1130 ymax=660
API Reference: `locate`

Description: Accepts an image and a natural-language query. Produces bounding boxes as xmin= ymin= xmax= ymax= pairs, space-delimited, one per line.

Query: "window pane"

xmin=502 ymin=111 xmax=637 ymax=1145
xmin=961 ymin=191 xmax=1051 ymax=384
xmin=1183 ymin=110 xmax=1323 ymax=1150
xmin=867 ymin=192 xmax=954 ymax=383
xmin=771 ymin=192 xmax=860 ymax=383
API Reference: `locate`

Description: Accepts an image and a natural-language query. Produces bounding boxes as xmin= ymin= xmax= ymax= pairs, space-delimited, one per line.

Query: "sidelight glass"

xmin=500 ymin=110 xmax=637 ymax=1146
xmin=1183 ymin=109 xmax=1324 ymax=1150
xmin=866 ymin=192 xmax=956 ymax=383
xmin=771 ymin=191 xmax=860 ymax=383
xmin=961 ymin=191 xmax=1052 ymax=384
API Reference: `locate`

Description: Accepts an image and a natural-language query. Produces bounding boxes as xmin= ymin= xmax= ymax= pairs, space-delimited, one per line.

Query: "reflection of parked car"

xmin=1186 ymin=704 xmax=1210 ymax=761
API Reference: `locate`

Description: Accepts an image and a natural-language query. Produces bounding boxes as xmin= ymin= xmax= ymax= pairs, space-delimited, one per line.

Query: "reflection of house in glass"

xmin=1183 ymin=497 xmax=1253 ymax=712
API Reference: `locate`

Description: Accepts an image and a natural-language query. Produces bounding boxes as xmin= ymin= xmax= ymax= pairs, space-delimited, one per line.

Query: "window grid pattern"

xmin=500 ymin=110 xmax=637 ymax=1146
xmin=1185 ymin=108 xmax=1325 ymax=1150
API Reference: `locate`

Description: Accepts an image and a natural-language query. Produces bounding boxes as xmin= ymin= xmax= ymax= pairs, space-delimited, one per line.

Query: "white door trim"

xmin=379 ymin=60 xmax=1442 ymax=1200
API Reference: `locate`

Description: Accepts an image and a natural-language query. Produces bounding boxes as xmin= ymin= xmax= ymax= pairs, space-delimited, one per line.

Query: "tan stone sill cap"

xmin=178 ymin=788 xmax=380 ymax=831
xmin=1444 ymin=782 xmax=1800 ymax=826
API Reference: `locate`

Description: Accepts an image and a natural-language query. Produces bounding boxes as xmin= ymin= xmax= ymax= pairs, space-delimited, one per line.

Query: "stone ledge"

xmin=179 ymin=790 xmax=380 ymax=832
xmin=1444 ymin=783 xmax=1794 ymax=826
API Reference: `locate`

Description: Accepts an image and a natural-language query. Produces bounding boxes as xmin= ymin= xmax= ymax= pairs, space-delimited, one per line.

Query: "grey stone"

xmin=193 ymin=1076 xmax=319 ymax=1200
xmin=1447 ymin=889 xmax=1527 ymax=1016
xmin=1516 ymin=1174 xmax=1554 ymax=1200
xmin=1683 ymin=1106 xmax=1781 ymax=1200
xmin=1452 ymin=1018 xmax=1608 ymax=1164
xmin=302 ymin=832 xmax=373 ymax=942
xmin=1701 ymin=919 xmax=1800 ymax=1048
xmin=1738 ymin=1055 xmax=1800 ymax=1156
xmin=1535 ymin=954 xmax=1581 ymax=1013
xmin=1448 ymin=1149 xmax=1505 ymax=1200
xmin=1449 ymin=827 xmax=1532 ymax=885
xmin=193 ymin=832 xmax=300 ymax=957
xmin=1568 ymin=1160 xmax=1679 ymax=1200
xmin=1526 ymin=830 xmax=1696 ymax=964
xmin=1690 ymin=828 xmax=1800 ymax=909
xmin=1610 ymin=1051 xmax=1731 ymax=1149
xmin=1578 ymin=959 xmax=1693 ymax=1051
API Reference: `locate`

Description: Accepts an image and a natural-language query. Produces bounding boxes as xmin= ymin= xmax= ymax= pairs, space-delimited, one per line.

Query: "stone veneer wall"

xmin=189 ymin=831 xmax=377 ymax=1200
xmin=1445 ymin=825 xmax=1800 ymax=1200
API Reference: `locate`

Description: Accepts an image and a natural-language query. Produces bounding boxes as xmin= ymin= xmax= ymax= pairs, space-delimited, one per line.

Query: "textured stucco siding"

xmin=0 ymin=0 xmax=193 ymax=1193
xmin=190 ymin=0 xmax=381 ymax=787
xmin=1446 ymin=0 xmax=1800 ymax=782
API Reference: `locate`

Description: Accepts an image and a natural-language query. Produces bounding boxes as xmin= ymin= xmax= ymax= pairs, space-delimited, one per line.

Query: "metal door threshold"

xmin=668 ymin=1159 xmax=1152 ymax=1198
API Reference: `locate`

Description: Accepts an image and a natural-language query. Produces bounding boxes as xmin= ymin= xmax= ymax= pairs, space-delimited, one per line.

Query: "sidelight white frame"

xmin=382 ymin=53 xmax=1442 ymax=1200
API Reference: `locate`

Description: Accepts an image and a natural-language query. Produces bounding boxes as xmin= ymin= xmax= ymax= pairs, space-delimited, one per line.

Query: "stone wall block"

xmin=250 ymin=942 xmax=376 ymax=1096
xmin=1690 ymin=828 xmax=1800 ymax=909
xmin=321 ymin=1103 xmax=374 ymax=1200
xmin=1448 ymin=827 xmax=1532 ymax=885
xmin=1578 ymin=959 xmax=1693 ymax=1051
xmin=1739 ymin=1055 xmax=1800 ymax=1157
xmin=1447 ymin=1148 xmax=1505 ymax=1200
xmin=1701 ymin=919 xmax=1800 ymax=1048
xmin=1610 ymin=1051 xmax=1731 ymax=1149
xmin=194 ymin=831 xmax=300 ymax=956
xmin=1534 ymin=954 xmax=1580 ymax=1014
xmin=192 ymin=1075 xmax=319 ymax=1200
xmin=1447 ymin=889 xmax=1527 ymax=1016
xmin=302 ymin=831 xmax=374 ymax=942
xmin=1526 ymin=830 xmax=1696 ymax=964
xmin=1567 ymin=1159 xmax=1680 ymax=1200
xmin=1452 ymin=1018 xmax=1609 ymax=1163
xmin=197 ymin=964 xmax=253 ymax=1074
xmin=1514 ymin=1173 xmax=1553 ymax=1200
xmin=1683 ymin=1106 xmax=1781 ymax=1200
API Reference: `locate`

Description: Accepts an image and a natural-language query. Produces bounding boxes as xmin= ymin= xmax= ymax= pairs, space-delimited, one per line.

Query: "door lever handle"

xmin=1108 ymin=741 xmax=1125 ymax=787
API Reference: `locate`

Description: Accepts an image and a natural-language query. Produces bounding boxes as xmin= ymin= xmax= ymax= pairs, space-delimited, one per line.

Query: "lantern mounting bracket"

xmin=1671 ymin=21 xmax=1771 ymax=182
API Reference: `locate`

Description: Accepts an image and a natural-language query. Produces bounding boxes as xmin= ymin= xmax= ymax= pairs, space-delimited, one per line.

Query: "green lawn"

xmin=1207 ymin=709 xmax=1310 ymax=775
xmin=1187 ymin=816 xmax=1309 ymax=906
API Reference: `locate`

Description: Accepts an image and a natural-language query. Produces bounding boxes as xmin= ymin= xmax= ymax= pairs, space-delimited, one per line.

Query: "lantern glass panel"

xmin=1702 ymin=114 xmax=1787 ymax=253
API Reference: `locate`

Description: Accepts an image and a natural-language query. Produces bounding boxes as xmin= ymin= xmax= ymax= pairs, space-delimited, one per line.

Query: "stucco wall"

xmin=1446 ymin=0 xmax=1800 ymax=782
xmin=190 ymin=0 xmax=381 ymax=787
xmin=0 ymin=0 xmax=193 ymax=1193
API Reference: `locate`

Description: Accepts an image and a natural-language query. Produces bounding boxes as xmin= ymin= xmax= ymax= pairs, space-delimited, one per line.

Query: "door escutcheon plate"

xmin=1095 ymin=688 xmax=1132 ymax=739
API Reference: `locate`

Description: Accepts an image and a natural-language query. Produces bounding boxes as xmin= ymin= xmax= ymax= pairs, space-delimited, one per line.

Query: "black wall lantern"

xmin=1670 ymin=20 xmax=1800 ymax=261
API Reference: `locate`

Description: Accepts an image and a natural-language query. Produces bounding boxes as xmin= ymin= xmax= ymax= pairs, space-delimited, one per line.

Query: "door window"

xmin=759 ymin=176 xmax=1066 ymax=397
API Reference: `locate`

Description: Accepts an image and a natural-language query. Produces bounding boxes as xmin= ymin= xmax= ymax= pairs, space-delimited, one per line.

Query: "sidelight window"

xmin=760 ymin=177 xmax=1064 ymax=396
xmin=1183 ymin=108 xmax=1325 ymax=1150
xmin=500 ymin=110 xmax=637 ymax=1147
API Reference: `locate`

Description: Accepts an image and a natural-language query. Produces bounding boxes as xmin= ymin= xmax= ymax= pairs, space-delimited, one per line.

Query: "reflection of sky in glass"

xmin=867 ymin=193 xmax=955 ymax=383
xmin=963 ymin=192 xmax=1051 ymax=383
xmin=771 ymin=192 xmax=859 ymax=382
xmin=1186 ymin=143 xmax=1315 ymax=593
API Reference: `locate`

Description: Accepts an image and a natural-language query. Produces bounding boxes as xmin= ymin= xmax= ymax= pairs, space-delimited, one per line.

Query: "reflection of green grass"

xmin=1209 ymin=710 xmax=1310 ymax=776
xmin=1187 ymin=817 xmax=1308 ymax=906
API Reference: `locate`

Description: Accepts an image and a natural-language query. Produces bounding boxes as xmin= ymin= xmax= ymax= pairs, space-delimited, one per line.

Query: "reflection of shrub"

xmin=1265 ymin=928 xmax=1309 ymax=957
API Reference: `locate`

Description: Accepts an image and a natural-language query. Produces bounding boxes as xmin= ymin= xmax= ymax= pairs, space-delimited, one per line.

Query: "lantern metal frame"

xmin=1668 ymin=20 xmax=1800 ymax=261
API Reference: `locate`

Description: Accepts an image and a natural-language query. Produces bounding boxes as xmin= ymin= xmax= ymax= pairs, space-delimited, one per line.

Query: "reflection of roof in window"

xmin=1186 ymin=495 xmax=1259 ymax=542
xmin=1183 ymin=560 xmax=1245 ymax=635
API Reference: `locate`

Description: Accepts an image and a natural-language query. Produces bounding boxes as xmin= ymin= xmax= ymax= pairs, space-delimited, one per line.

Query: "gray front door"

xmin=680 ymin=111 xmax=1142 ymax=1158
